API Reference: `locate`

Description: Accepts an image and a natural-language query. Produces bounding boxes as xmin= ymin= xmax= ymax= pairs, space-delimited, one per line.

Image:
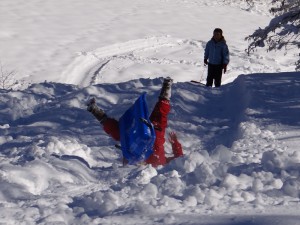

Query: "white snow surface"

xmin=1 ymin=0 xmax=300 ymax=224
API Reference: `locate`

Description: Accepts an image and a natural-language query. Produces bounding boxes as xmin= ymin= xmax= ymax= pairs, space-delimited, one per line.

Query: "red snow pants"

xmin=101 ymin=99 xmax=182 ymax=167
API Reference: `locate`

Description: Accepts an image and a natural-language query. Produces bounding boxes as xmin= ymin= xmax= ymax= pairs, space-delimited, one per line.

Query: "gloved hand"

xmin=204 ymin=59 xmax=208 ymax=65
xmin=168 ymin=131 xmax=178 ymax=144
xmin=223 ymin=64 xmax=227 ymax=73
xmin=168 ymin=131 xmax=183 ymax=157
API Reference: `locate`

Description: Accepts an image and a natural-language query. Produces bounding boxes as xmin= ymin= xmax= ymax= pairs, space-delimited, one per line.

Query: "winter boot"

xmin=159 ymin=77 xmax=173 ymax=100
xmin=87 ymin=97 xmax=107 ymax=123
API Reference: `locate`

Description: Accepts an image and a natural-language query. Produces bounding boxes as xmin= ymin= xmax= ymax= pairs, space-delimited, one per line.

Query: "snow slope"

xmin=1 ymin=73 xmax=300 ymax=224
xmin=0 ymin=0 xmax=296 ymax=89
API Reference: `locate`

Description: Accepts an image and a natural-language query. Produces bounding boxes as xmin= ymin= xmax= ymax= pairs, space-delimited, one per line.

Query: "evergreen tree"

xmin=245 ymin=0 xmax=300 ymax=70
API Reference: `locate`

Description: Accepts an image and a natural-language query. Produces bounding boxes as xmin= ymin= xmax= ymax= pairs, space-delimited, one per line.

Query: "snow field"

xmin=1 ymin=0 xmax=300 ymax=224
xmin=1 ymin=0 xmax=289 ymax=90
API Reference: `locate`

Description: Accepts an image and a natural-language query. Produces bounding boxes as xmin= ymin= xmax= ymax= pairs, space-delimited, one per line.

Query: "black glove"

xmin=223 ymin=64 xmax=227 ymax=73
xmin=204 ymin=59 xmax=208 ymax=65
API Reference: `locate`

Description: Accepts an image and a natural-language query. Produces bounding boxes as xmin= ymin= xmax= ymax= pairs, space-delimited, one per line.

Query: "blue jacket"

xmin=204 ymin=38 xmax=229 ymax=65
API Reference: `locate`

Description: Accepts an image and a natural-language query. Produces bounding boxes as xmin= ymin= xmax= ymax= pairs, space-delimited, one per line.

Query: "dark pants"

xmin=206 ymin=64 xmax=223 ymax=87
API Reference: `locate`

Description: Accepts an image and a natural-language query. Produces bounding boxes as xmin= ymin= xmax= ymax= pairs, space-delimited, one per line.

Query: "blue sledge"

xmin=119 ymin=93 xmax=156 ymax=164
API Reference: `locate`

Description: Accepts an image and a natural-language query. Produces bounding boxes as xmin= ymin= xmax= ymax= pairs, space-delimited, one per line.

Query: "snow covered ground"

xmin=1 ymin=0 xmax=300 ymax=224
xmin=1 ymin=0 xmax=297 ymax=89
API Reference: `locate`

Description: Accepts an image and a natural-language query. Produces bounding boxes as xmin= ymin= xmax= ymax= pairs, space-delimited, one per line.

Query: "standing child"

xmin=204 ymin=28 xmax=230 ymax=87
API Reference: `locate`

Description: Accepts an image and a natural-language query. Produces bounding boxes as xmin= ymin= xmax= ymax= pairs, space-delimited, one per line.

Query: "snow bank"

xmin=1 ymin=73 xmax=300 ymax=224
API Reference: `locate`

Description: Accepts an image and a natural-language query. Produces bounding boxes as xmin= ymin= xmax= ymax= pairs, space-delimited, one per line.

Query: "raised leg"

xmin=87 ymin=98 xmax=120 ymax=141
xmin=145 ymin=77 xmax=173 ymax=167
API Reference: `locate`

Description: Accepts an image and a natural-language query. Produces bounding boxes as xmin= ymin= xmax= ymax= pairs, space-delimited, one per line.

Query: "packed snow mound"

xmin=1 ymin=73 xmax=300 ymax=224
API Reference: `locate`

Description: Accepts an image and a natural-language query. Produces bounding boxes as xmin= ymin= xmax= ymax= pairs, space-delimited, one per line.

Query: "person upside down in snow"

xmin=86 ymin=77 xmax=183 ymax=167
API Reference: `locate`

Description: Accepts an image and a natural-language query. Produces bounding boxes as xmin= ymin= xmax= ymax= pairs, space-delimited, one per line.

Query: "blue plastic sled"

xmin=119 ymin=93 xmax=156 ymax=164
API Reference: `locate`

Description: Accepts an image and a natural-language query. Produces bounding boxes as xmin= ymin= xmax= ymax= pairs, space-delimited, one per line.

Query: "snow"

xmin=1 ymin=0 xmax=300 ymax=224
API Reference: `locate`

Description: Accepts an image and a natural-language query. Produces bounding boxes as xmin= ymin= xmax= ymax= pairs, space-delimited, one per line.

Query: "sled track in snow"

xmin=90 ymin=59 xmax=111 ymax=85
xmin=61 ymin=36 xmax=204 ymax=87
